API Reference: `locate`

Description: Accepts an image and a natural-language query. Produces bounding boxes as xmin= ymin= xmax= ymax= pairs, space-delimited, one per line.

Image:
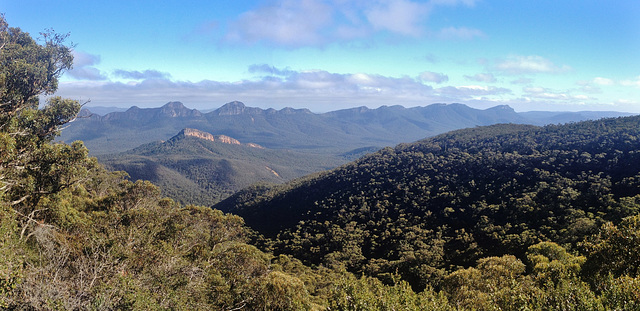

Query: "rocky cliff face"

xmin=181 ymin=128 xmax=217 ymax=142
xmin=178 ymin=128 xmax=262 ymax=148
xmin=214 ymin=134 xmax=241 ymax=145
xmin=246 ymin=143 xmax=265 ymax=149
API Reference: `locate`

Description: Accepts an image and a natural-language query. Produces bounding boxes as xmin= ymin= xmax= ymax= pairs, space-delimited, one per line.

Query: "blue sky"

xmin=2 ymin=0 xmax=639 ymax=112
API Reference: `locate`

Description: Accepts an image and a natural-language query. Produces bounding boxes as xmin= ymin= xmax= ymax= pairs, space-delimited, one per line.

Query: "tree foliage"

xmin=2 ymin=15 xmax=640 ymax=310
xmin=0 ymin=16 xmax=330 ymax=309
xmin=217 ymin=113 xmax=640 ymax=294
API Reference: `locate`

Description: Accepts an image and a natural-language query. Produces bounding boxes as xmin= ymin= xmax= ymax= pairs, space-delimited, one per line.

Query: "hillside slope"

xmin=215 ymin=115 xmax=640 ymax=289
xmin=99 ymin=129 xmax=344 ymax=205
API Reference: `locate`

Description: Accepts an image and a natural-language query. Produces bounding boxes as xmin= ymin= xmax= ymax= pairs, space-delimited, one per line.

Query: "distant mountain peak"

xmin=99 ymin=102 xmax=202 ymax=121
xmin=77 ymin=108 xmax=94 ymax=117
xmin=214 ymin=101 xmax=250 ymax=115
xmin=211 ymin=101 xmax=312 ymax=116
xmin=159 ymin=101 xmax=202 ymax=117
xmin=488 ymin=104 xmax=515 ymax=111
xmin=162 ymin=101 xmax=186 ymax=109
xmin=279 ymin=107 xmax=312 ymax=114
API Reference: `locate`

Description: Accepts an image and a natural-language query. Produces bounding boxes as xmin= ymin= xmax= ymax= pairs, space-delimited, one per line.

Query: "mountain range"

xmin=63 ymin=101 xmax=635 ymax=155
xmin=61 ymin=101 xmax=635 ymax=205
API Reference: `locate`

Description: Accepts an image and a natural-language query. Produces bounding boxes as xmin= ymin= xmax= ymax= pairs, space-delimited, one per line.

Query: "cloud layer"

xmin=113 ymin=70 xmax=172 ymax=80
xmin=58 ymin=65 xmax=517 ymax=111
xmin=494 ymin=55 xmax=571 ymax=75
xmin=58 ymin=62 xmax=627 ymax=113
xmin=221 ymin=0 xmax=482 ymax=47
xmin=67 ymin=51 xmax=107 ymax=80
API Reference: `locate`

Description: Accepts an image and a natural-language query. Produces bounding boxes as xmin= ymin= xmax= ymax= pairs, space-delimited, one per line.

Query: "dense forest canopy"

xmin=2 ymin=15 xmax=640 ymax=310
xmin=216 ymin=116 xmax=640 ymax=295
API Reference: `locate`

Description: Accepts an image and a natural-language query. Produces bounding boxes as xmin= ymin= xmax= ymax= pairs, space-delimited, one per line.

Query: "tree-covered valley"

xmin=61 ymin=101 xmax=634 ymax=207
xmin=2 ymin=15 xmax=640 ymax=310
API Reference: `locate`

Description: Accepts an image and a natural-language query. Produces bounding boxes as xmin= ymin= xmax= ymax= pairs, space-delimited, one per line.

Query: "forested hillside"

xmin=98 ymin=129 xmax=344 ymax=205
xmin=216 ymin=115 xmax=640 ymax=294
xmin=0 ymin=16 xmax=343 ymax=309
xmin=62 ymin=100 xmax=633 ymax=209
xmin=2 ymin=16 xmax=639 ymax=310
xmin=72 ymin=102 xmax=634 ymax=207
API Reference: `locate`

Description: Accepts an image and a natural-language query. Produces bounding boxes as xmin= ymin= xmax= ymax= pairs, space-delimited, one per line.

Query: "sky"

xmin=2 ymin=0 xmax=639 ymax=112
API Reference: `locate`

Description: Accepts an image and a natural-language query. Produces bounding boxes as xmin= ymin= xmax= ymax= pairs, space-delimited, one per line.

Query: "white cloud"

xmin=578 ymin=85 xmax=602 ymax=94
xmin=464 ymin=73 xmax=496 ymax=83
xmin=573 ymin=94 xmax=590 ymax=100
xmin=419 ymin=71 xmax=449 ymax=83
xmin=523 ymin=86 xmax=593 ymax=101
xmin=56 ymin=66 xmax=446 ymax=111
xmin=593 ymin=77 xmax=614 ymax=86
xmin=365 ymin=0 xmax=429 ymax=36
xmin=621 ymin=76 xmax=640 ymax=88
xmin=67 ymin=51 xmax=108 ymax=81
xmin=436 ymin=85 xmax=511 ymax=98
xmin=616 ymin=99 xmax=638 ymax=105
xmin=494 ymin=55 xmax=571 ymax=75
xmin=67 ymin=67 xmax=107 ymax=81
xmin=224 ymin=0 xmax=333 ymax=47
xmin=429 ymin=0 xmax=479 ymax=6
xmin=55 ymin=66 xmax=635 ymax=113
xmin=72 ymin=51 xmax=101 ymax=67
xmin=113 ymin=69 xmax=171 ymax=80
xmin=575 ymin=78 xmax=610 ymax=93
xmin=523 ymin=86 xmax=547 ymax=94
xmin=577 ymin=75 xmax=640 ymax=91
xmin=219 ymin=0 xmax=482 ymax=47
xmin=248 ymin=64 xmax=296 ymax=76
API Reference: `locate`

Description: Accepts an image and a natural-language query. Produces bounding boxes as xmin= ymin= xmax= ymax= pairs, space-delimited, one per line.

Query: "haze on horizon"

xmin=3 ymin=0 xmax=639 ymax=113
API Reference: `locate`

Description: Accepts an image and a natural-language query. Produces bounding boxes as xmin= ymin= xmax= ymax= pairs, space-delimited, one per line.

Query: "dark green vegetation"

xmin=0 ymin=16 xmax=341 ymax=309
xmin=2 ymin=16 xmax=640 ymax=310
xmin=98 ymin=129 xmax=345 ymax=206
xmin=216 ymin=116 xmax=640 ymax=306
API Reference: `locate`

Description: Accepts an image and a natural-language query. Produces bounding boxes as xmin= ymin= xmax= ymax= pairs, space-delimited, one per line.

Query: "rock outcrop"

xmin=181 ymin=128 xmax=216 ymax=142
xmin=176 ymin=128 xmax=262 ymax=148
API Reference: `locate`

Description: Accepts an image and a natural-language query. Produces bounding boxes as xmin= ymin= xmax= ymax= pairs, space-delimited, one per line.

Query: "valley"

xmin=60 ymin=101 xmax=634 ymax=205
xmin=98 ymin=128 xmax=344 ymax=206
